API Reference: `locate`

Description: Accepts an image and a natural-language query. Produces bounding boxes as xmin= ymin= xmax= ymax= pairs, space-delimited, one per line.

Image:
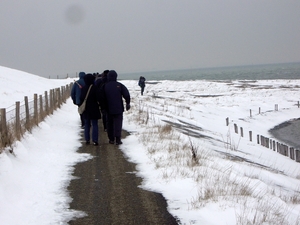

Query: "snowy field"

xmin=0 ymin=66 xmax=300 ymax=224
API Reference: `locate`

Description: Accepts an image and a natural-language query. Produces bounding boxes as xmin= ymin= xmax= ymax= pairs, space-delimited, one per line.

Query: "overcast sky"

xmin=1 ymin=0 xmax=300 ymax=78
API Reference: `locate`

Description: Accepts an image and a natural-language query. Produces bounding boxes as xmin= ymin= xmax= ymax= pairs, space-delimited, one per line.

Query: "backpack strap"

xmin=76 ymin=81 xmax=82 ymax=89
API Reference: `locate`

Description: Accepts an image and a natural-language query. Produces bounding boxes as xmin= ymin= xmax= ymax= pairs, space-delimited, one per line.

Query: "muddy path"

xmin=67 ymin=122 xmax=179 ymax=225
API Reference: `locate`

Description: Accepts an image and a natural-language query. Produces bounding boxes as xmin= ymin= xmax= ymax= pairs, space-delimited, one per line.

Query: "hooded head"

xmin=102 ymin=70 xmax=109 ymax=78
xmin=79 ymin=72 xmax=86 ymax=79
xmin=83 ymin=73 xmax=95 ymax=86
xmin=107 ymin=70 xmax=118 ymax=81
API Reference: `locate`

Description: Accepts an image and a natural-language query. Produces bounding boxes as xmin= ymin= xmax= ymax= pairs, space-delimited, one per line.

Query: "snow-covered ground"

xmin=0 ymin=66 xmax=300 ymax=224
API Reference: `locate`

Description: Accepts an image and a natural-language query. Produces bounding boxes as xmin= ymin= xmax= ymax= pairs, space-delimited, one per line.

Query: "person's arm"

xmin=121 ymin=84 xmax=131 ymax=110
xmin=97 ymin=84 xmax=108 ymax=110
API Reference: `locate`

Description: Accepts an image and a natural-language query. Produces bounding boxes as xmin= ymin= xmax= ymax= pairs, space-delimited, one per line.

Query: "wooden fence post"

xmin=55 ymin=88 xmax=59 ymax=108
xmin=284 ymin=145 xmax=289 ymax=157
xmin=271 ymin=139 xmax=274 ymax=150
xmin=24 ymin=96 xmax=30 ymax=131
xmin=279 ymin=143 xmax=282 ymax=154
xmin=240 ymin=127 xmax=243 ymax=137
xmin=290 ymin=147 xmax=295 ymax=160
xmin=260 ymin=136 xmax=264 ymax=147
xmin=62 ymin=86 xmax=67 ymax=103
xmin=39 ymin=95 xmax=43 ymax=123
xmin=58 ymin=87 xmax=62 ymax=107
xmin=265 ymin=137 xmax=269 ymax=148
xmin=234 ymin=124 xmax=238 ymax=134
xmin=45 ymin=91 xmax=49 ymax=115
xmin=249 ymin=131 xmax=252 ymax=142
xmin=50 ymin=89 xmax=54 ymax=114
xmin=295 ymin=150 xmax=300 ymax=163
xmin=61 ymin=86 xmax=65 ymax=103
xmin=226 ymin=117 xmax=229 ymax=126
xmin=250 ymin=109 xmax=252 ymax=117
xmin=34 ymin=94 xmax=38 ymax=126
xmin=0 ymin=108 xmax=8 ymax=147
xmin=52 ymin=89 xmax=55 ymax=113
xmin=257 ymin=135 xmax=260 ymax=144
xmin=15 ymin=101 xmax=21 ymax=140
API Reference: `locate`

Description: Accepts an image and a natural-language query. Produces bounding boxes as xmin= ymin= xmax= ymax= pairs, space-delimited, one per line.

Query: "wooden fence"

xmin=226 ymin=104 xmax=300 ymax=163
xmin=0 ymin=83 xmax=73 ymax=151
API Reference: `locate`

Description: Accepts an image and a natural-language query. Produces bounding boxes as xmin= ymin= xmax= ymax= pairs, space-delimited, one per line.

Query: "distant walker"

xmin=138 ymin=76 xmax=146 ymax=95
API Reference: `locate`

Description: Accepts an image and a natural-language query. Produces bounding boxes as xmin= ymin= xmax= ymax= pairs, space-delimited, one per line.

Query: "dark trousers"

xmin=84 ymin=119 xmax=99 ymax=143
xmin=107 ymin=113 xmax=123 ymax=141
xmin=141 ymin=86 xmax=145 ymax=95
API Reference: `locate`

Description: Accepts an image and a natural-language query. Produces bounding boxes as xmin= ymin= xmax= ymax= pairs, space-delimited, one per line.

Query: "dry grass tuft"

xmin=159 ymin=124 xmax=172 ymax=134
xmin=0 ymin=123 xmax=15 ymax=153
xmin=236 ymin=198 xmax=293 ymax=225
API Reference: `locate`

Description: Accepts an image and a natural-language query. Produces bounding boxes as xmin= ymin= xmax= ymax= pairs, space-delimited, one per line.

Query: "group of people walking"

xmin=71 ymin=70 xmax=131 ymax=146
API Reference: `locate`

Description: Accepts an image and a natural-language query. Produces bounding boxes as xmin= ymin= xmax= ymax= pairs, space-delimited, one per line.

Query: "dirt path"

xmin=67 ymin=122 xmax=179 ymax=225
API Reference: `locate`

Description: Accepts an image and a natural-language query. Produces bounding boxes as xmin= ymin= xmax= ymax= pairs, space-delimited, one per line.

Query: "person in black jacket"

xmin=95 ymin=70 xmax=109 ymax=131
xmin=99 ymin=70 xmax=130 ymax=145
xmin=80 ymin=74 xmax=101 ymax=146
xmin=138 ymin=76 xmax=146 ymax=95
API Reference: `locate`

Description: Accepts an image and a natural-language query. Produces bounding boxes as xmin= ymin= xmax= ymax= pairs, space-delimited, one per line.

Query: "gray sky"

xmin=1 ymin=0 xmax=300 ymax=78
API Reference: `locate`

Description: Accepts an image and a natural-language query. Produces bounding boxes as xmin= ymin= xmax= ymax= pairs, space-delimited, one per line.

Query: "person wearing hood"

xmin=99 ymin=70 xmax=130 ymax=145
xmin=95 ymin=70 xmax=109 ymax=131
xmin=95 ymin=70 xmax=109 ymax=88
xmin=80 ymin=74 xmax=101 ymax=146
xmin=138 ymin=76 xmax=146 ymax=95
xmin=71 ymin=72 xmax=86 ymax=128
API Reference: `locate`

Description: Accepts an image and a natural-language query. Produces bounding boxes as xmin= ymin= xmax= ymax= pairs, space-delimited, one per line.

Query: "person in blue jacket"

xmin=71 ymin=72 xmax=86 ymax=128
xmin=80 ymin=74 xmax=101 ymax=146
xmin=99 ymin=70 xmax=130 ymax=145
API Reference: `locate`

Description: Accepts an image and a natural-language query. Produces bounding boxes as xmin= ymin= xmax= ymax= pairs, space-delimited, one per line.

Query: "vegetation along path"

xmin=68 ymin=122 xmax=179 ymax=225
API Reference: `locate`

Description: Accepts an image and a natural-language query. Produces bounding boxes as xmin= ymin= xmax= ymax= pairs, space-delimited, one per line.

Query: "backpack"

xmin=139 ymin=77 xmax=145 ymax=87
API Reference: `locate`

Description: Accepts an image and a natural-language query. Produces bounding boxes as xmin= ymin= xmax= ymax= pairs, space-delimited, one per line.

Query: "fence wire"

xmin=0 ymin=83 xmax=73 ymax=151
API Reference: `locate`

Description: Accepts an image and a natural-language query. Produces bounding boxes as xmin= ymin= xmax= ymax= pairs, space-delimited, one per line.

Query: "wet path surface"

xmin=67 ymin=123 xmax=179 ymax=225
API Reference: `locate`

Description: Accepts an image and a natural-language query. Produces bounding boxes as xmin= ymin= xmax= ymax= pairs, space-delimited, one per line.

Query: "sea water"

xmin=121 ymin=62 xmax=300 ymax=149
xmin=121 ymin=62 xmax=300 ymax=81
